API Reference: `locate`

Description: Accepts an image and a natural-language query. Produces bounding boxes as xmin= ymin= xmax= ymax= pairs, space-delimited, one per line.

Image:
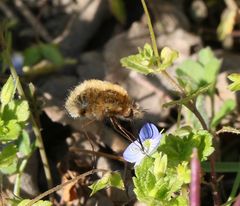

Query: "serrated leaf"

xmin=0 ymin=144 xmax=18 ymax=168
xmin=158 ymin=130 xmax=214 ymax=164
xmin=211 ymin=99 xmax=236 ymax=128
xmin=228 ymin=73 xmax=240 ymax=91
xmin=18 ymin=130 xmax=32 ymax=156
xmin=40 ymin=44 xmax=64 ymax=66
xmin=135 ymin=156 xmax=154 ymax=179
xmin=0 ymin=75 xmax=16 ymax=106
xmin=109 ymin=0 xmax=126 ymax=24
xmin=89 ymin=172 xmax=124 ymax=196
xmin=18 ymin=199 xmax=52 ymax=206
xmin=145 ymin=172 xmax=156 ymax=192
xmin=15 ymin=100 xmax=30 ymax=122
xmin=0 ymin=120 xmax=21 ymax=141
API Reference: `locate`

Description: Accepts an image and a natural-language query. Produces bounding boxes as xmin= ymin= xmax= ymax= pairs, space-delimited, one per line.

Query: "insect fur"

xmin=65 ymin=79 xmax=143 ymax=143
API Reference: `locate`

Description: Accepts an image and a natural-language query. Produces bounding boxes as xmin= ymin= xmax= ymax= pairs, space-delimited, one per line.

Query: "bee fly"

xmin=65 ymin=79 xmax=143 ymax=142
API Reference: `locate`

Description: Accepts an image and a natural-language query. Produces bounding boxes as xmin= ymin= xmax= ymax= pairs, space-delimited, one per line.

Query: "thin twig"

xmin=0 ymin=2 xmax=17 ymax=20
xmin=14 ymin=0 xmax=52 ymax=42
xmin=53 ymin=13 xmax=77 ymax=44
xmin=26 ymin=169 xmax=108 ymax=206
xmin=69 ymin=147 xmax=125 ymax=162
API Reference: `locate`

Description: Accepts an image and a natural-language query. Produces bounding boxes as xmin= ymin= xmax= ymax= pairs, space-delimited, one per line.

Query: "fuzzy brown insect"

xmin=65 ymin=79 xmax=142 ymax=121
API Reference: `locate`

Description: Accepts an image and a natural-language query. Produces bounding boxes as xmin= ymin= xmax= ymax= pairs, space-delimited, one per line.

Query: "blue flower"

xmin=123 ymin=123 xmax=162 ymax=166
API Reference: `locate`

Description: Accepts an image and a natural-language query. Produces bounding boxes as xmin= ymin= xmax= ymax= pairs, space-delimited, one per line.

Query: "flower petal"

xmin=149 ymin=134 xmax=162 ymax=154
xmin=139 ymin=123 xmax=159 ymax=142
xmin=123 ymin=141 xmax=145 ymax=163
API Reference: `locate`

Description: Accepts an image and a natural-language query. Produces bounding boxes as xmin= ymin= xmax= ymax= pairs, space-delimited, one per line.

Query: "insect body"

xmin=65 ymin=79 xmax=142 ymax=120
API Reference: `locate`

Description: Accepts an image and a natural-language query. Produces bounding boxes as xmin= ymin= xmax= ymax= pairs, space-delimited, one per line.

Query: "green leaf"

xmin=109 ymin=0 xmax=126 ymax=24
xmin=0 ymin=144 xmax=18 ymax=168
xmin=24 ymin=44 xmax=64 ymax=67
xmin=0 ymin=159 xmax=17 ymax=174
xmin=109 ymin=172 xmax=124 ymax=189
xmin=0 ymin=119 xmax=21 ymax=141
xmin=176 ymin=47 xmax=221 ymax=94
xmin=198 ymin=47 xmax=217 ymax=65
xmin=89 ymin=172 xmax=124 ymax=196
xmin=1 ymin=100 xmax=30 ymax=123
xmin=211 ymin=99 xmax=236 ymax=128
xmin=0 ymin=75 xmax=16 ymax=106
xmin=153 ymin=153 xmax=167 ymax=178
xmin=18 ymin=199 xmax=52 ymax=206
xmin=121 ymin=44 xmax=178 ymax=74
xmin=40 ymin=44 xmax=64 ymax=66
xmin=18 ymin=130 xmax=32 ymax=156
xmin=158 ymin=130 xmax=214 ymax=165
xmin=158 ymin=47 xmax=179 ymax=71
xmin=176 ymin=162 xmax=190 ymax=184
xmin=15 ymin=100 xmax=30 ymax=122
xmin=228 ymin=73 xmax=240 ymax=91
xmin=24 ymin=46 xmax=42 ymax=66
xmin=121 ymin=43 xmax=155 ymax=74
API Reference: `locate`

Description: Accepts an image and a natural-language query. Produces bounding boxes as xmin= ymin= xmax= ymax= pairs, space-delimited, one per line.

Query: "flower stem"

xmin=9 ymin=64 xmax=53 ymax=192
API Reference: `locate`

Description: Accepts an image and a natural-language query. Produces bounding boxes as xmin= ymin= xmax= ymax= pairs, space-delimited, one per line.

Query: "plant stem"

xmin=209 ymin=154 xmax=221 ymax=206
xmin=141 ymin=0 xmax=159 ymax=59
xmin=190 ymin=148 xmax=201 ymax=206
xmin=140 ymin=1 xmax=220 ymax=205
xmin=13 ymin=158 xmax=28 ymax=196
xmin=9 ymin=64 xmax=53 ymax=191
xmin=225 ymin=164 xmax=240 ymax=206
xmin=187 ymin=102 xmax=208 ymax=130
xmin=141 ymin=0 xmax=185 ymax=95
xmin=162 ymin=70 xmax=186 ymax=95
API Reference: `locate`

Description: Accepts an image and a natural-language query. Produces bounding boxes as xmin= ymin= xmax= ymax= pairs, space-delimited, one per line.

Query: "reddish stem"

xmin=190 ymin=148 xmax=201 ymax=206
